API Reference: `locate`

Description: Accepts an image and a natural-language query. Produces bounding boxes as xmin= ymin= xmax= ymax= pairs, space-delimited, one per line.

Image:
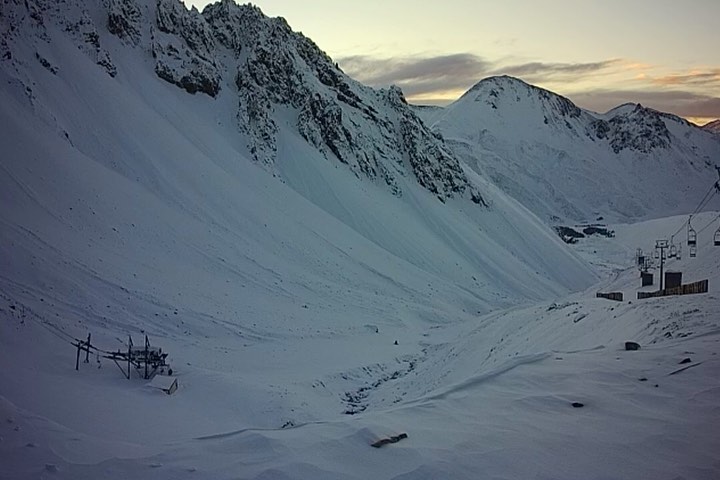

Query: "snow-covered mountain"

xmin=3 ymin=2 xmax=720 ymax=479
xmin=703 ymin=119 xmax=720 ymax=135
xmin=421 ymin=76 xmax=720 ymax=223
xmin=0 ymin=0 xmax=597 ymax=326
xmin=0 ymin=0 xmax=600 ymax=461
xmin=4 ymin=0 xmax=482 ymax=203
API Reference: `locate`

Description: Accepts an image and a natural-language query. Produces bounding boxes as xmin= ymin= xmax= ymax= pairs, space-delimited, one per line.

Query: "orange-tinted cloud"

xmin=337 ymin=53 xmax=720 ymax=120
xmin=489 ymin=59 xmax=622 ymax=80
xmin=338 ymin=53 xmax=491 ymax=98
xmin=338 ymin=54 xmax=623 ymax=103
xmin=651 ymin=68 xmax=720 ymax=86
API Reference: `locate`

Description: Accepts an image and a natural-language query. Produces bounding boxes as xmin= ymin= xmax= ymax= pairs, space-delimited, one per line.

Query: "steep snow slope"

xmin=426 ymin=76 xmax=720 ymax=224
xmin=0 ymin=0 xmax=603 ymax=451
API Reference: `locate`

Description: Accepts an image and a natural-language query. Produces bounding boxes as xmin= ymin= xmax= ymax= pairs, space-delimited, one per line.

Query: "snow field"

xmin=1 ymin=1 xmax=719 ymax=477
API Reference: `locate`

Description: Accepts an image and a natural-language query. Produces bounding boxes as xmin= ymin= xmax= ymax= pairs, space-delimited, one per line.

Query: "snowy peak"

xmin=449 ymin=76 xmax=675 ymax=155
xmin=454 ymin=76 xmax=589 ymax=137
xmin=703 ymin=119 xmax=720 ymax=135
xmin=462 ymin=75 xmax=583 ymax=122
xmin=602 ymin=102 xmax=637 ymax=117
xmin=431 ymin=76 xmax=720 ymax=222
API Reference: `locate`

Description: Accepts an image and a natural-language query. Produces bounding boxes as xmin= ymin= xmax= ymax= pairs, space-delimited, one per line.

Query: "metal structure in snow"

xmin=73 ymin=333 xmax=171 ymax=380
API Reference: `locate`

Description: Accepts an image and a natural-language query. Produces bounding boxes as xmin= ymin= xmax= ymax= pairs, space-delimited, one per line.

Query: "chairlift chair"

xmin=688 ymin=226 xmax=697 ymax=246
xmin=690 ymin=245 xmax=697 ymax=258
xmin=669 ymin=244 xmax=677 ymax=258
xmin=714 ymin=227 xmax=720 ymax=246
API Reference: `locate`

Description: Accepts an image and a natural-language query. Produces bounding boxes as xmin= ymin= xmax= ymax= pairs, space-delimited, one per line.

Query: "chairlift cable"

xmin=694 ymin=189 xmax=717 ymax=215
xmin=697 ymin=213 xmax=720 ymax=235
xmin=669 ymin=182 xmax=718 ymax=239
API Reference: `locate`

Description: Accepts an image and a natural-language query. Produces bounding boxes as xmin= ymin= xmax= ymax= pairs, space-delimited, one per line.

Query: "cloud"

xmin=337 ymin=54 xmax=624 ymax=103
xmin=336 ymin=52 xmax=720 ymax=119
xmin=652 ymin=68 xmax=720 ymax=86
xmin=337 ymin=53 xmax=491 ymax=98
xmin=489 ymin=59 xmax=622 ymax=80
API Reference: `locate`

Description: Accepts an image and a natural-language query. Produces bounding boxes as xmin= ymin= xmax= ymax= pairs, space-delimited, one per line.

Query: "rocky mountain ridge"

xmin=703 ymin=119 xmax=720 ymax=135
xmin=455 ymin=76 xmax=684 ymax=155
xmin=423 ymin=76 xmax=720 ymax=222
xmin=1 ymin=0 xmax=481 ymax=203
xmin=2 ymin=0 xmax=716 ymax=221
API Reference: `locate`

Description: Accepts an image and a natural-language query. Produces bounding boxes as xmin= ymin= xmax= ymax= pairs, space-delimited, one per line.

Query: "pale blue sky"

xmin=186 ymin=0 xmax=720 ymax=123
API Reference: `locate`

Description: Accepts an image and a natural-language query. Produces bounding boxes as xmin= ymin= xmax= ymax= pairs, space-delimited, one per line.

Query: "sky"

xmin=186 ymin=0 xmax=720 ymax=125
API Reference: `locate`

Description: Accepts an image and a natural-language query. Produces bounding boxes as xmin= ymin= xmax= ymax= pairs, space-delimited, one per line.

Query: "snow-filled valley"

xmin=1 ymin=0 xmax=720 ymax=479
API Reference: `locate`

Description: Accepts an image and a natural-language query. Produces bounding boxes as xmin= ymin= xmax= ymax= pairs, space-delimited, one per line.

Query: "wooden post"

xmin=127 ymin=335 xmax=132 ymax=380
xmin=84 ymin=333 xmax=91 ymax=363
xmin=144 ymin=335 xmax=149 ymax=379
xmin=75 ymin=341 xmax=81 ymax=371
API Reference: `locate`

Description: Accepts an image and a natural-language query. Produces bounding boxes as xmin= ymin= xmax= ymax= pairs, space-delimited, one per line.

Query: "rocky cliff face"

xmin=592 ymin=103 xmax=671 ymax=154
xmin=152 ymin=0 xmax=220 ymax=96
xmin=1 ymin=0 xmax=118 ymax=78
xmin=199 ymin=0 xmax=479 ymax=201
xmin=1 ymin=0 xmax=481 ymax=203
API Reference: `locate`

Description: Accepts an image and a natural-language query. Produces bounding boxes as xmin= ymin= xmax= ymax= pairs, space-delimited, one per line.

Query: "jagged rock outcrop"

xmin=592 ymin=104 xmax=670 ymax=153
xmin=68 ymin=10 xmax=117 ymax=77
xmin=152 ymin=0 xmax=220 ymax=96
xmin=388 ymin=87 xmax=481 ymax=202
xmin=107 ymin=0 xmax=142 ymax=45
xmin=198 ymin=0 xmax=477 ymax=201
xmin=236 ymin=74 xmax=277 ymax=166
xmin=1 ymin=0 xmax=117 ymax=77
